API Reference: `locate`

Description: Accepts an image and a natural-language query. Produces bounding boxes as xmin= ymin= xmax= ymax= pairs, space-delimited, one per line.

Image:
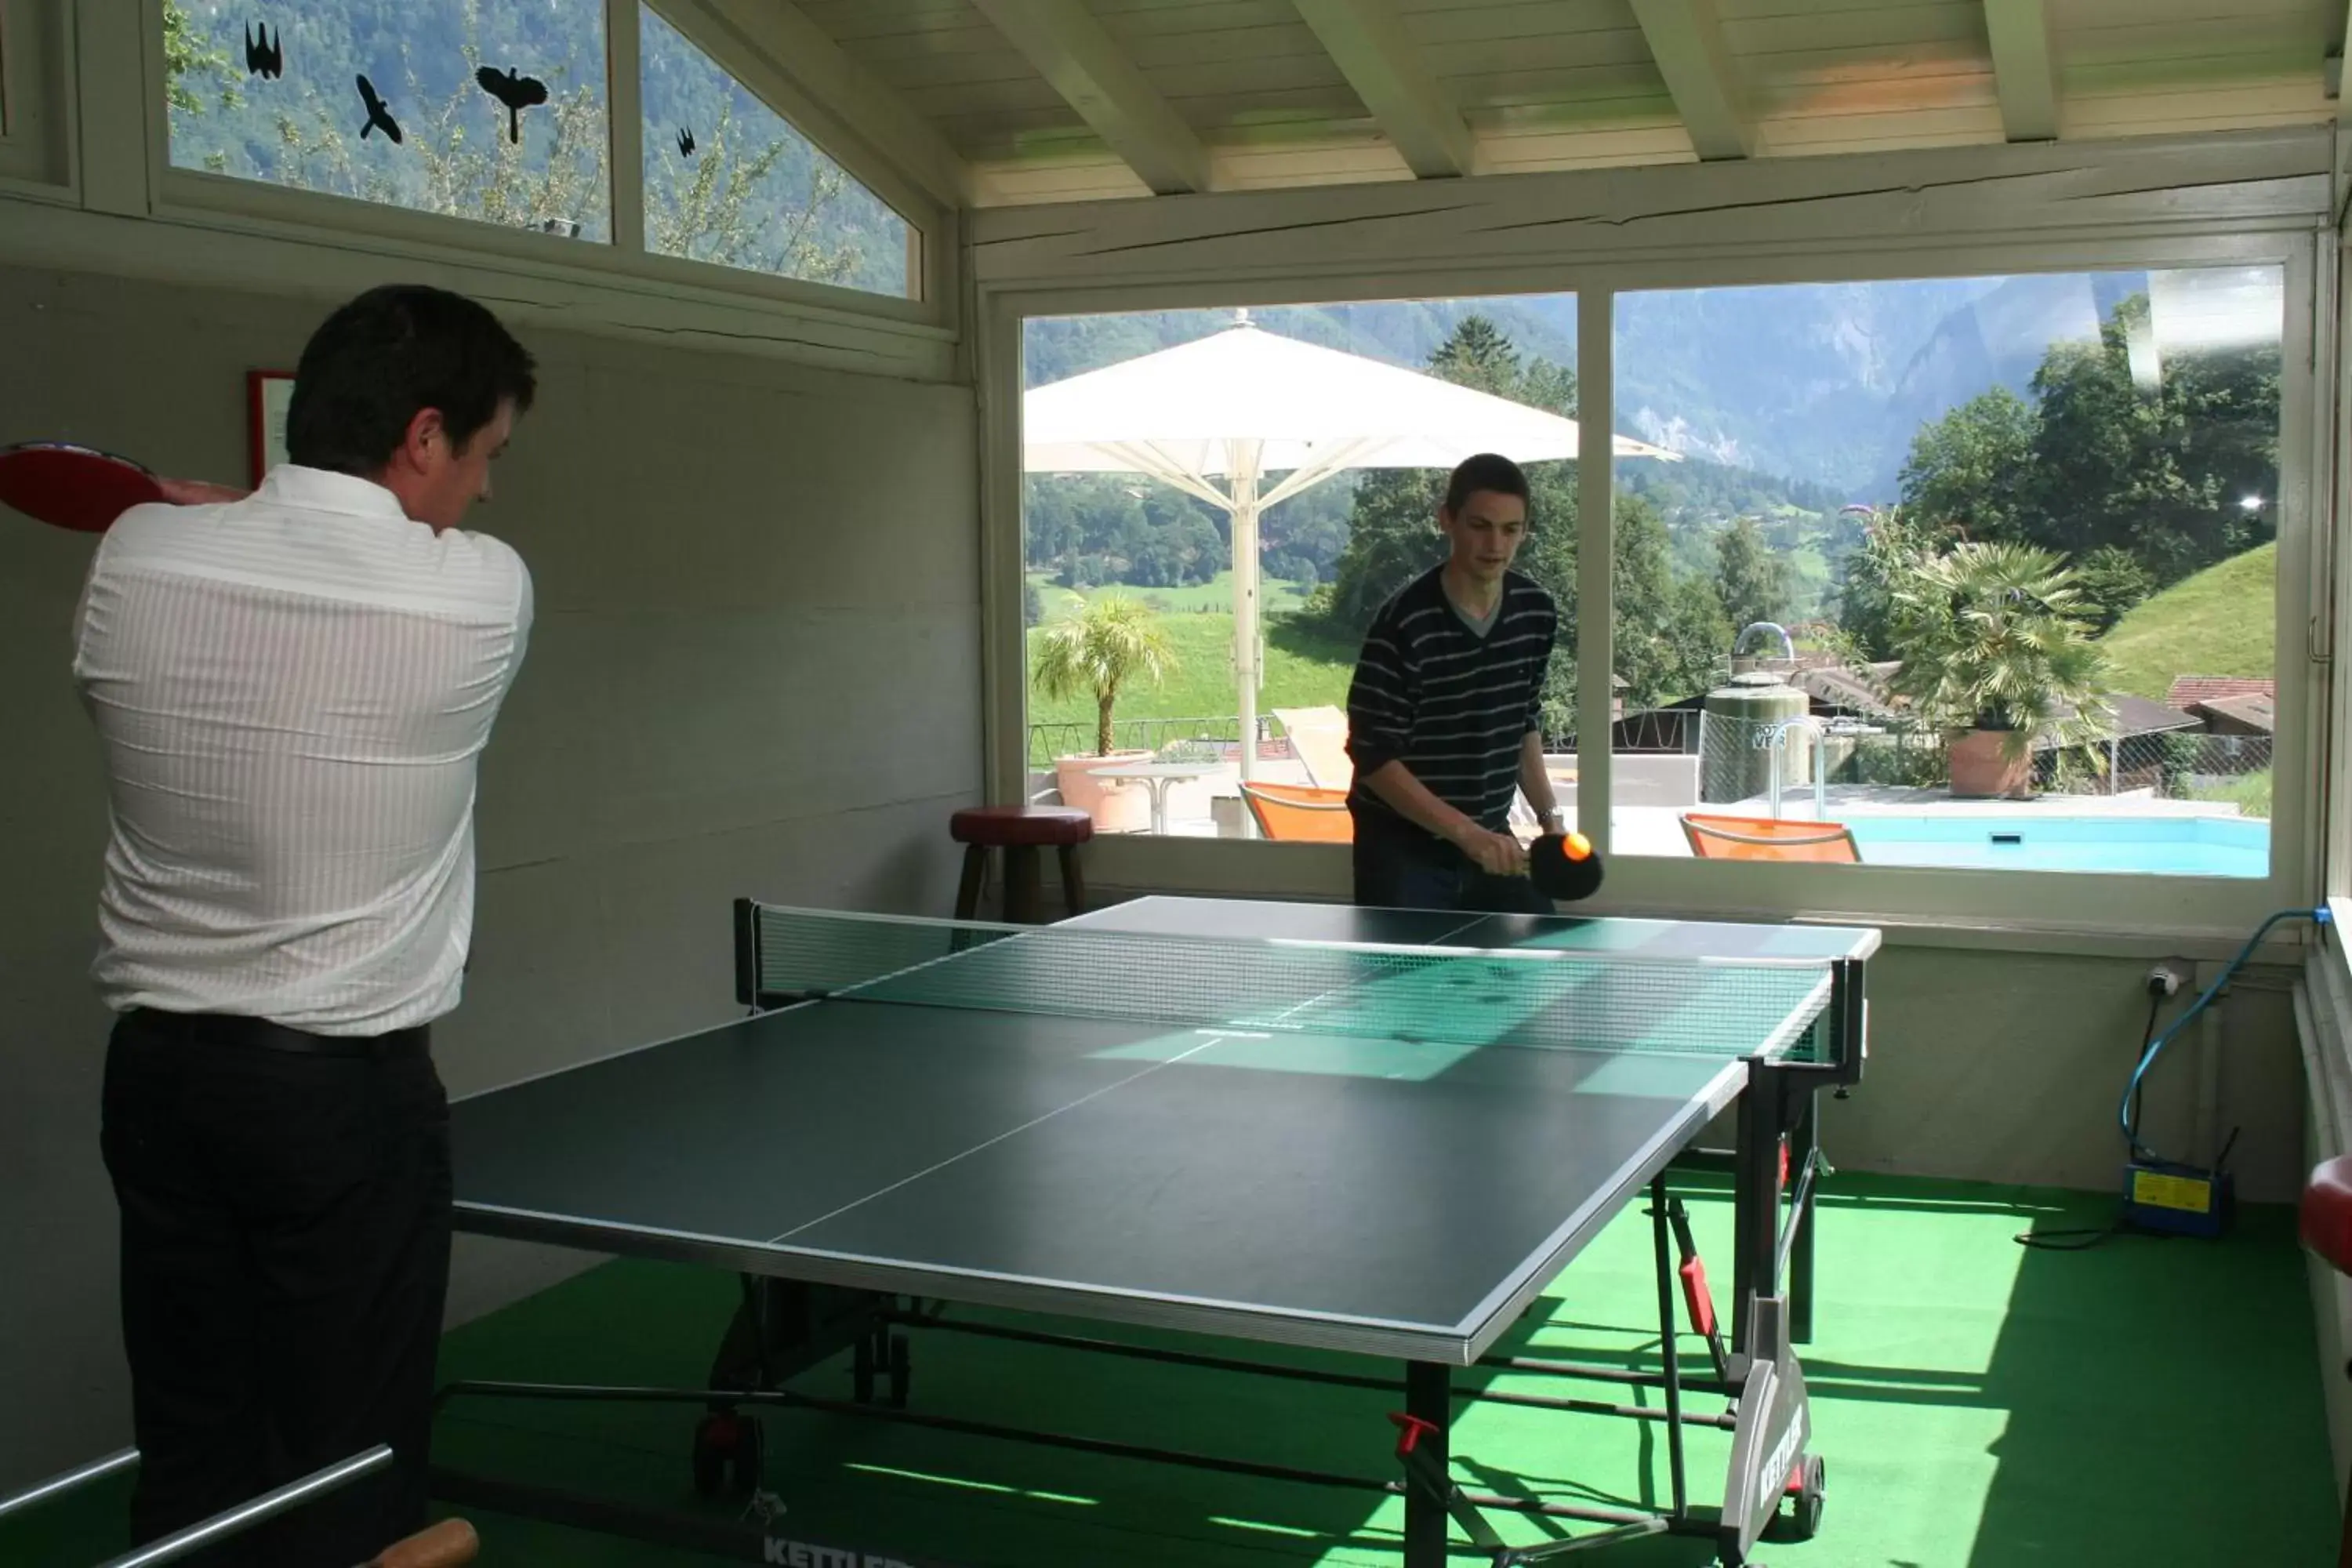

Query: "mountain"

xmin=1025 ymin=271 xmax=2160 ymax=508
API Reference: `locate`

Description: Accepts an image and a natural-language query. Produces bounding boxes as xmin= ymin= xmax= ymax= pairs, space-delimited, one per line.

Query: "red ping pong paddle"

xmin=0 ymin=441 xmax=167 ymax=532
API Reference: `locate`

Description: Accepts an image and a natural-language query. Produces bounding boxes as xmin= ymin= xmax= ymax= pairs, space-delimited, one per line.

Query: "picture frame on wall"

xmin=247 ymin=370 xmax=295 ymax=486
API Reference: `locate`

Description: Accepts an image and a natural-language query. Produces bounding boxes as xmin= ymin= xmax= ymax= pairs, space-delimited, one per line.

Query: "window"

xmin=1607 ymin=267 xmax=2284 ymax=880
xmin=163 ymin=0 xmax=611 ymax=241
xmin=0 ymin=0 xmax=67 ymax=185
xmin=1018 ymin=297 xmax=1582 ymax=840
xmin=638 ymin=5 xmax=913 ymax=298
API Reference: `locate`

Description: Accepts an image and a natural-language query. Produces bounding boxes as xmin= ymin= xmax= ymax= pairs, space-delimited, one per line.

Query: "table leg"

xmin=1731 ymin=1066 xmax=1784 ymax=1357
xmin=1149 ymin=778 xmax=1171 ymax=836
xmin=1791 ymin=1089 xmax=1820 ymax=1345
xmin=1403 ymin=1362 xmax=1450 ymax=1568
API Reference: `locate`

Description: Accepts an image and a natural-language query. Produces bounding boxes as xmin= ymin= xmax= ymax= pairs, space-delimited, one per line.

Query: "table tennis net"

xmin=747 ymin=906 xmax=1841 ymax=1062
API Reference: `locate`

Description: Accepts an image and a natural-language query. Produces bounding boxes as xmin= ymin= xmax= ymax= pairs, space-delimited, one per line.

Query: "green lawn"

xmin=1025 ymin=609 xmax=1359 ymax=738
xmin=2096 ymin=542 xmax=2276 ymax=700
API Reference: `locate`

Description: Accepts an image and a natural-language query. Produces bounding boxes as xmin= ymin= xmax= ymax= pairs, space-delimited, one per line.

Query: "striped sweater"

xmin=1344 ymin=565 xmax=1558 ymax=834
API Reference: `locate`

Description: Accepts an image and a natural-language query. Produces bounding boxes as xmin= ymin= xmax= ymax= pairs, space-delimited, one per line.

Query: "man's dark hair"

xmin=1443 ymin=452 xmax=1530 ymax=515
xmin=285 ymin=285 xmax=537 ymax=475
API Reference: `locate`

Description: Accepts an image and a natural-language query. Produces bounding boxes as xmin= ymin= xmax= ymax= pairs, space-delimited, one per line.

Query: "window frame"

xmin=90 ymin=0 xmax=948 ymax=326
xmin=979 ymin=229 xmax=2328 ymax=951
xmin=0 ymin=0 xmax=71 ymax=191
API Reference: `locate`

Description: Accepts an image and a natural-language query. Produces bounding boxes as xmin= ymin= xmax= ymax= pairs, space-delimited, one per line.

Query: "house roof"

xmin=2193 ymin=692 xmax=2278 ymax=732
xmin=2098 ymin=695 xmax=2205 ymax=739
xmin=1793 ymin=664 xmax=1902 ymax=718
xmin=2166 ymin=676 xmax=2276 ymax=709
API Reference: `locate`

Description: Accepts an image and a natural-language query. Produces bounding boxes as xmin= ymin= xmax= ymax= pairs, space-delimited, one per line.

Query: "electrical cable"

xmin=2120 ymin=906 xmax=2328 ymax=1164
xmin=2016 ymin=991 xmax=2164 ymax=1251
xmin=2016 ymin=906 xmax=2329 ymax=1250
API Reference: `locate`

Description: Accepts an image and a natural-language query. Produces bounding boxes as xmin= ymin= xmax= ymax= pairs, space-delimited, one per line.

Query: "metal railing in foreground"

xmin=0 ymin=1445 xmax=476 ymax=1568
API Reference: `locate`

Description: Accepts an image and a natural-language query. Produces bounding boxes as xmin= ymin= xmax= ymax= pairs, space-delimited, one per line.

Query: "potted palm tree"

xmin=1030 ymin=592 xmax=1178 ymax=830
xmin=1879 ymin=541 xmax=2112 ymax=799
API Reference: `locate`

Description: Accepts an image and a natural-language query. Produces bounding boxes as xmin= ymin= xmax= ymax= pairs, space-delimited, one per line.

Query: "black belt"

xmin=132 ymin=1009 xmax=430 ymax=1059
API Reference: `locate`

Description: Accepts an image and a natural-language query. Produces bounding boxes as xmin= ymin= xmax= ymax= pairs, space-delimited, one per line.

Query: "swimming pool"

xmin=1837 ymin=814 xmax=2270 ymax=877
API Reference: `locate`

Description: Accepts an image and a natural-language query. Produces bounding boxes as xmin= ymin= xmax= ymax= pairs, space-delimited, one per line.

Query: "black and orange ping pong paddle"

xmin=0 ymin=441 xmax=167 ymax=532
xmin=1527 ymin=829 xmax=1604 ymax=902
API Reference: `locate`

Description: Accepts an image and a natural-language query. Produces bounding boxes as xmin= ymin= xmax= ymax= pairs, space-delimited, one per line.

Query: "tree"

xmin=2067 ymin=544 xmax=2156 ymax=633
xmin=1878 ymin=541 xmax=2111 ymax=757
xmin=1713 ymin=517 xmax=1792 ymax=635
xmin=1304 ymin=316 xmax=1724 ymax=735
xmin=1601 ymin=494 xmax=1731 ymax=722
xmin=161 ymin=0 xmax=869 ymax=281
xmin=2025 ymin=294 xmax=2276 ymax=584
xmin=163 ymin=0 xmax=241 ymax=120
xmin=1896 ymin=386 xmax=2035 ymax=543
xmin=1029 ymin=593 xmax=1179 ymax=757
xmin=1896 ymin=292 xmax=2280 ymax=595
xmin=1831 ymin=504 xmax=1949 ymax=662
xmin=648 ymin=101 xmax=861 ymax=282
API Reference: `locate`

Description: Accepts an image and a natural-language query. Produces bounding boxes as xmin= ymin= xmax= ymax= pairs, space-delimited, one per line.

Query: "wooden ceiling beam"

xmin=1628 ymin=0 xmax=1755 ymax=162
xmin=968 ymin=0 xmax=1213 ymax=195
xmin=1984 ymin=0 xmax=2061 ymax=143
xmin=2332 ymin=0 xmax=2352 ymax=112
xmin=678 ymin=0 xmax=972 ymax=209
xmin=1290 ymin=0 xmax=1478 ymax=180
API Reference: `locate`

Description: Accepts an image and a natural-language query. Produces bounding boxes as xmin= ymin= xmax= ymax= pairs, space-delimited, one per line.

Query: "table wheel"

xmin=1762 ymin=1454 xmax=1825 ymax=1543
xmin=691 ymin=1410 xmax=764 ymax=1499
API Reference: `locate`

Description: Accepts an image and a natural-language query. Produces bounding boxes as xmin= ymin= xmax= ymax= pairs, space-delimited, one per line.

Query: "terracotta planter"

xmin=1054 ymin=749 xmax=1152 ymax=832
xmin=1947 ymin=728 xmax=2032 ymax=799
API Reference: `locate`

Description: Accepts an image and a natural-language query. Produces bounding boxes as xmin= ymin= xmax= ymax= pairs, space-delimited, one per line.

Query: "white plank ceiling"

xmin=775 ymin=0 xmax=2348 ymax=205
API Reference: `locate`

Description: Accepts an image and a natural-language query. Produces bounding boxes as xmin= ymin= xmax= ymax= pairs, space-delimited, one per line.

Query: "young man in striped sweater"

xmin=1342 ymin=452 xmax=1567 ymax=912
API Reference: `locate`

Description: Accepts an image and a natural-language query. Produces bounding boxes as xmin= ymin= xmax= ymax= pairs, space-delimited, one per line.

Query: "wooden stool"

xmin=951 ymin=805 xmax=1092 ymax=923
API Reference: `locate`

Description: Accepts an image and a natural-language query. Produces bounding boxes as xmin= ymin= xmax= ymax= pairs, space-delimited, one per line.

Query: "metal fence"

xmin=1028 ymin=710 xmax=2274 ymax=822
xmin=1025 ymin=714 xmax=1278 ymax=769
xmin=1685 ymin=712 xmax=2273 ymax=818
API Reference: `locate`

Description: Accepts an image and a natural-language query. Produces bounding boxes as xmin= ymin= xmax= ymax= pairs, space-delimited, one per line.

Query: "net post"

xmin=731 ymin=898 xmax=760 ymax=1010
xmin=1831 ymin=956 xmax=1867 ymax=1087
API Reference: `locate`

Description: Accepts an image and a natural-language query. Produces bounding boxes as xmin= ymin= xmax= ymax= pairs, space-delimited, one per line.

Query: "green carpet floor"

xmin=9 ymin=1174 xmax=2338 ymax=1567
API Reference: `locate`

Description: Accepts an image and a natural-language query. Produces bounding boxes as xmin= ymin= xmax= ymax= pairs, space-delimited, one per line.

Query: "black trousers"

xmin=99 ymin=1008 xmax=452 ymax=1567
xmin=1350 ymin=807 xmax=1554 ymax=915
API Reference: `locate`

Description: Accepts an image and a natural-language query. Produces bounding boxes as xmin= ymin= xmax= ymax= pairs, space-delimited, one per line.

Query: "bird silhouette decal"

xmin=356 ymin=75 xmax=402 ymax=143
xmin=475 ymin=67 xmax=549 ymax=143
xmin=244 ymin=23 xmax=282 ymax=79
xmin=677 ymin=127 xmax=697 ymax=158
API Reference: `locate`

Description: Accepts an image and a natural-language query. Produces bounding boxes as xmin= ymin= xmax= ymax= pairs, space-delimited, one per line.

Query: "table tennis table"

xmin=433 ymin=894 xmax=1875 ymax=1568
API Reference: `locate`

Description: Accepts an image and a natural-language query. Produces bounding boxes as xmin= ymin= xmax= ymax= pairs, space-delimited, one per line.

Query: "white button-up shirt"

xmin=73 ymin=466 xmax=532 ymax=1036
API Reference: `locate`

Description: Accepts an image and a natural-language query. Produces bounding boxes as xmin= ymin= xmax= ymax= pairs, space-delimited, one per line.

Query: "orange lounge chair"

xmin=1240 ymin=782 xmax=1353 ymax=843
xmin=1680 ymin=811 xmax=1861 ymax=862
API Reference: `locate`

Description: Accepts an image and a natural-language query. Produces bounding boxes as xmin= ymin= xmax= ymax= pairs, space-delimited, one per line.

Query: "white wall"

xmin=1824 ymin=947 xmax=2303 ymax=1201
xmin=0 ymin=262 xmax=982 ymax=1490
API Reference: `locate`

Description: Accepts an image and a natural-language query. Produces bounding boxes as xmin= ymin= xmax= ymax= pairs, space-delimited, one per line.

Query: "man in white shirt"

xmin=75 ymin=283 xmax=537 ymax=1566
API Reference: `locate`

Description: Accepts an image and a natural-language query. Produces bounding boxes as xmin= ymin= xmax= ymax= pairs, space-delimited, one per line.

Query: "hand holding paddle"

xmin=0 ymin=440 xmax=249 ymax=532
xmin=363 ymin=1517 xmax=478 ymax=1568
xmin=1526 ymin=829 xmax=1604 ymax=902
xmin=0 ymin=441 xmax=166 ymax=532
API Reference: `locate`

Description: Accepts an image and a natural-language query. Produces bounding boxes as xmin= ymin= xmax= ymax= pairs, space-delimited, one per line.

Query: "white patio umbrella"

xmin=1022 ymin=310 xmax=1680 ymax=781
